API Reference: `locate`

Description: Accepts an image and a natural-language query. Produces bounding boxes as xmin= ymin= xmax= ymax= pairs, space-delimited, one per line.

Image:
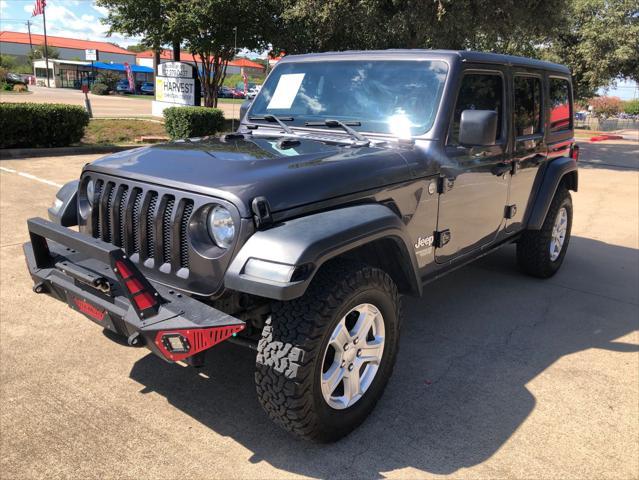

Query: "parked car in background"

xmin=218 ymin=86 xmax=235 ymax=98
xmin=140 ymin=82 xmax=154 ymax=95
xmin=5 ymin=72 xmax=26 ymax=85
xmin=115 ymin=79 xmax=132 ymax=94
xmin=247 ymin=85 xmax=262 ymax=99
xmin=231 ymin=88 xmax=245 ymax=99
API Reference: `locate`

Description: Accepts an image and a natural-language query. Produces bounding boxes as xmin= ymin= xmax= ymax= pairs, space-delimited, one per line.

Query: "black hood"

xmin=86 ymin=135 xmax=412 ymax=217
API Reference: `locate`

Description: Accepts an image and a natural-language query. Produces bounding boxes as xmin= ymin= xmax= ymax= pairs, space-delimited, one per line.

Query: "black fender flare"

xmin=48 ymin=180 xmax=78 ymax=227
xmin=526 ymin=157 xmax=578 ymax=230
xmin=224 ymin=203 xmax=421 ymax=301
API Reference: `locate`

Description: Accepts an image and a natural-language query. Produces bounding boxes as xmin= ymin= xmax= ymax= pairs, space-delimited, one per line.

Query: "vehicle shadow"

xmin=128 ymin=236 xmax=638 ymax=477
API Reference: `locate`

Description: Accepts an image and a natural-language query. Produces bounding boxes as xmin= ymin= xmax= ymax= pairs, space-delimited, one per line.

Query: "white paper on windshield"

xmin=267 ymin=73 xmax=305 ymax=109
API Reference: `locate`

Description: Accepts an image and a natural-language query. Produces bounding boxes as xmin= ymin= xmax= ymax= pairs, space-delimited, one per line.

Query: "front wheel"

xmin=517 ymin=186 xmax=573 ymax=278
xmin=255 ymin=260 xmax=401 ymax=442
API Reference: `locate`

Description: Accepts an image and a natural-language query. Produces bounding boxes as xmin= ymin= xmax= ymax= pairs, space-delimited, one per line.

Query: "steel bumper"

xmin=23 ymin=218 xmax=244 ymax=363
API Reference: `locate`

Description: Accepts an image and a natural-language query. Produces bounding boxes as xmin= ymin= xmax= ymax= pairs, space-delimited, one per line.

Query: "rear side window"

xmin=449 ymin=73 xmax=504 ymax=145
xmin=549 ymin=78 xmax=572 ymax=132
xmin=514 ymin=76 xmax=542 ymax=136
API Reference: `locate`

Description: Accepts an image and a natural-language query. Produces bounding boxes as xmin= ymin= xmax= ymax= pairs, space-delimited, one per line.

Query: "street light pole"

xmin=232 ymin=26 xmax=238 ymax=132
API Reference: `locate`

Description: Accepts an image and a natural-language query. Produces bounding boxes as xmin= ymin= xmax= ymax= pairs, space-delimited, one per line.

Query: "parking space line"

xmin=0 ymin=166 xmax=62 ymax=188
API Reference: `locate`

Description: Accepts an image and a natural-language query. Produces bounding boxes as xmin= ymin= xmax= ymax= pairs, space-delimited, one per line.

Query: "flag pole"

xmin=42 ymin=2 xmax=50 ymax=87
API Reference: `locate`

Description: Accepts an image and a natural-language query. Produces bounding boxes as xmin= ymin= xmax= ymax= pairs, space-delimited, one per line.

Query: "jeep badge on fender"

xmin=25 ymin=50 xmax=577 ymax=442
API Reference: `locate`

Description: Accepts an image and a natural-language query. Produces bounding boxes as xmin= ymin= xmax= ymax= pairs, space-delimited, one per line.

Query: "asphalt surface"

xmin=0 ymin=86 xmax=241 ymax=119
xmin=0 ymin=140 xmax=638 ymax=479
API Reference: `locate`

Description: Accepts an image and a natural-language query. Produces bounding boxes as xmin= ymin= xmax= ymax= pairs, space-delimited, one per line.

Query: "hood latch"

xmin=251 ymin=196 xmax=273 ymax=229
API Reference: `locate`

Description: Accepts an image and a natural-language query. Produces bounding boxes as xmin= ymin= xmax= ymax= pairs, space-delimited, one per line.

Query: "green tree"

xmin=168 ymin=0 xmax=275 ymax=107
xmin=28 ymin=44 xmax=60 ymax=63
xmin=0 ymin=54 xmax=17 ymax=70
xmin=96 ymin=0 xmax=182 ymax=70
xmin=543 ymin=0 xmax=639 ymax=99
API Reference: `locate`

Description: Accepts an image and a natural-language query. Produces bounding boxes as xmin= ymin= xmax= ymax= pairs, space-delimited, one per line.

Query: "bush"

xmin=91 ymin=83 xmax=110 ymax=95
xmin=589 ymin=96 xmax=623 ymax=118
xmin=163 ymin=106 xmax=225 ymax=140
xmin=623 ymin=99 xmax=639 ymax=116
xmin=0 ymin=103 xmax=90 ymax=148
xmin=1 ymin=82 xmax=12 ymax=91
xmin=96 ymin=71 xmax=120 ymax=91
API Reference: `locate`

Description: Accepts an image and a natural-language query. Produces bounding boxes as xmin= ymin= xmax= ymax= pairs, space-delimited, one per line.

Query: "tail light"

xmin=155 ymin=325 xmax=245 ymax=361
xmin=570 ymin=144 xmax=580 ymax=161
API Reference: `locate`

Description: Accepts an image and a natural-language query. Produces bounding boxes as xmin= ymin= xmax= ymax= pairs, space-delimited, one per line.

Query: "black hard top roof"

xmin=280 ymin=49 xmax=571 ymax=75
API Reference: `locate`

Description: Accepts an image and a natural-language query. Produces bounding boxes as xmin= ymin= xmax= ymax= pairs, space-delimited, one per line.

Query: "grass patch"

xmin=82 ymin=119 xmax=166 ymax=145
xmin=218 ymin=98 xmax=246 ymax=104
xmin=116 ymin=93 xmax=154 ymax=100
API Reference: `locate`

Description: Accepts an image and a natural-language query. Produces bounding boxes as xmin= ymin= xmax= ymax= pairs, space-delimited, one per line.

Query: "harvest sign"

xmin=153 ymin=61 xmax=201 ymax=115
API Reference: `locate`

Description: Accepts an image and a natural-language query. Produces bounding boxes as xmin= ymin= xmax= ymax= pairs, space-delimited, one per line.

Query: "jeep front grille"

xmin=89 ymin=179 xmax=194 ymax=271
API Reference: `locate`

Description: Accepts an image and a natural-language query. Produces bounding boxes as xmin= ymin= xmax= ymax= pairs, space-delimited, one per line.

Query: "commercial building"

xmin=32 ymin=58 xmax=153 ymax=88
xmin=135 ymin=49 xmax=265 ymax=75
xmin=0 ymin=31 xmax=137 ymax=64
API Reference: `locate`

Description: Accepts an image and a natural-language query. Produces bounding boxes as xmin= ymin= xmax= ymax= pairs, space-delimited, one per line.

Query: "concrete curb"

xmin=0 ymin=145 xmax=140 ymax=160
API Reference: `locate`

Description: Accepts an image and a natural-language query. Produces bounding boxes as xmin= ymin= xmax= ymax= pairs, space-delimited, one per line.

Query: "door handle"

xmin=491 ymin=162 xmax=511 ymax=176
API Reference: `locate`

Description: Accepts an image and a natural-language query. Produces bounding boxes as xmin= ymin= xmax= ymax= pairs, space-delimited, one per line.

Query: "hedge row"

xmin=0 ymin=103 xmax=89 ymax=148
xmin=163 ymin=106 xmax=225 ymax=140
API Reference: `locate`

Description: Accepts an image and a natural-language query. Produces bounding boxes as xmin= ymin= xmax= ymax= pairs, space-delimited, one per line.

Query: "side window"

xmin=449 ymin=73 xmax=504 ymax=145
xmin=514 ymin=76 xmax=542 ymax=136
xmin=549 ymin=78 xmax=572 ymax=132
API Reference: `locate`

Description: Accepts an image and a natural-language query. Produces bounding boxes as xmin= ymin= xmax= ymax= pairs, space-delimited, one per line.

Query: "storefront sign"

xmin=155 ymin=61 xmax=200 ymax=107
xmin=85 ymin=49 xmax=98 ymax=61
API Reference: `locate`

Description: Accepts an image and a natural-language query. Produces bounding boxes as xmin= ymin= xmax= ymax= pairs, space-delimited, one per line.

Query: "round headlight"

xmin=207 ymin=206 xmax=235 ymax=248
xmin=86 ymin=179 xmax=95 ymax=206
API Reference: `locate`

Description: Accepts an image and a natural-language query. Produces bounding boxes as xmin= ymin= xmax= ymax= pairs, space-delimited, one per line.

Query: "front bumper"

xmin=24 ymin=218 xmax=244 ymax=363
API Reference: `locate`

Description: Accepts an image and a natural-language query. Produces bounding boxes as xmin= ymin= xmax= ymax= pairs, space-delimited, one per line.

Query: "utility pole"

xmin=25 ymin=20 xmax=34 ymax=56
xmin=42 ymin=5 xmax=51 ymax=87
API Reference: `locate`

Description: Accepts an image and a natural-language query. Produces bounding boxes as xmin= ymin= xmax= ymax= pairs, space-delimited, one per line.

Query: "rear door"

xmin=435 ymin=68 xmax=510 ymax=263
xmin=506 ymin=72 xmax=546 ymax=232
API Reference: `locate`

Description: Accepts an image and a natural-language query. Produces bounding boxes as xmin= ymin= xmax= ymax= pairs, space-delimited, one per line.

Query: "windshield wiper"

xmin=304 ymin=119 xmax=370 ymax=147
xmin=249 ymin=115 xmax=295 ymax=135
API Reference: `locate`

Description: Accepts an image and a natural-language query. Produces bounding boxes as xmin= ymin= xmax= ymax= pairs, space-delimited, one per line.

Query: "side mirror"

xmin=459 ymin=109 xmax=498 ymax=146
xmin=239 ymin=99 xmax=253 ymax=122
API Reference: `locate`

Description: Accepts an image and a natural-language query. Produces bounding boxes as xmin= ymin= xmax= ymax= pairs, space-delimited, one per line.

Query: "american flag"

xmin=32 ymin=0 xmax=46 ymax=17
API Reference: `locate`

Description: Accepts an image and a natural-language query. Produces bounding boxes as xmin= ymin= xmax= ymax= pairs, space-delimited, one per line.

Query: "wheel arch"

xmin=525 ymin=157 xmax=577 ymax=230
xmin=224 ymin=203 xmax=422 ymax=301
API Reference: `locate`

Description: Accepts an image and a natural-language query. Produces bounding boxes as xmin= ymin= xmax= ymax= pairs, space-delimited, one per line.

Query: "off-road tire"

xmin=517 ymin=186 xmax=572 ymax=278
xmin=255 ymin=260 xmax=401 ymax=442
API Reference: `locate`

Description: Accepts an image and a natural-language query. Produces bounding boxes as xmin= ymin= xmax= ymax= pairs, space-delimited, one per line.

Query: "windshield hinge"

xmin=251 ymin=196 xmax=273 ymax=229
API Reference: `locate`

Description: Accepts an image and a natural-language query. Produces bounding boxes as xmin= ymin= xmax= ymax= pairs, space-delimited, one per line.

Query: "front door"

xmin=435 ymin=69 xmax=510 ymax=263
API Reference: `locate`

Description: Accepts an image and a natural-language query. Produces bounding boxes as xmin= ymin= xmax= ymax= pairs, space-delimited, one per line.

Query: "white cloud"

xmin=0 ymin=0 xmax=8 ymax=17
xmin=92 ymin=3 xmax=108 ymax=16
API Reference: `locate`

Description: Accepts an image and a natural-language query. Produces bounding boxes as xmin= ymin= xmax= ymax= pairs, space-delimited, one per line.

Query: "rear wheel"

xmin=255 ymin=260 xmax=401 ymax=442
xmin=517 ymin=186 xmax=573 ymax=278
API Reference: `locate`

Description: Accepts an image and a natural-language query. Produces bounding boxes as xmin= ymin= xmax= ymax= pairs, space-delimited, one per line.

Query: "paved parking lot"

xmin=0 ymin=140 xmax=637 ymax=479
xmin=0 ymin=86 xmax=241 ymax=119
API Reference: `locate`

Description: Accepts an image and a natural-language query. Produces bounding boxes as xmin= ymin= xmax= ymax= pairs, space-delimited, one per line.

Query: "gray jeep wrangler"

xmin=24 ymin=50 xmax=578 ymax=442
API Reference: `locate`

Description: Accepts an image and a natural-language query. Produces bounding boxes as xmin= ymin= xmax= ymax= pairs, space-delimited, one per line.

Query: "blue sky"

xmin=1 ymin=0 xmax=637 ymax=98
xmin=0 ymin=0 xmax=140 ymax=47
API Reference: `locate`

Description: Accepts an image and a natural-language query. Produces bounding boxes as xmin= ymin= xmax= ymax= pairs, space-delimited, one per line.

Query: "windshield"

xmin=249 ymin=60 xmax=448 ymax=137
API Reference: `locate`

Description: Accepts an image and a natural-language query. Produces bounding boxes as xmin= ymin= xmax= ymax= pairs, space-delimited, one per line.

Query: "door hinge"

xmin=251 ymin=196 xmax=272 ymax=229
xmin=434 ymin=229 xmax=451 ymax=248
xmin=505 ymin=204 xmax=517 ymax=219
xmin=437 ymin=176 xmax=454 ymax=194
